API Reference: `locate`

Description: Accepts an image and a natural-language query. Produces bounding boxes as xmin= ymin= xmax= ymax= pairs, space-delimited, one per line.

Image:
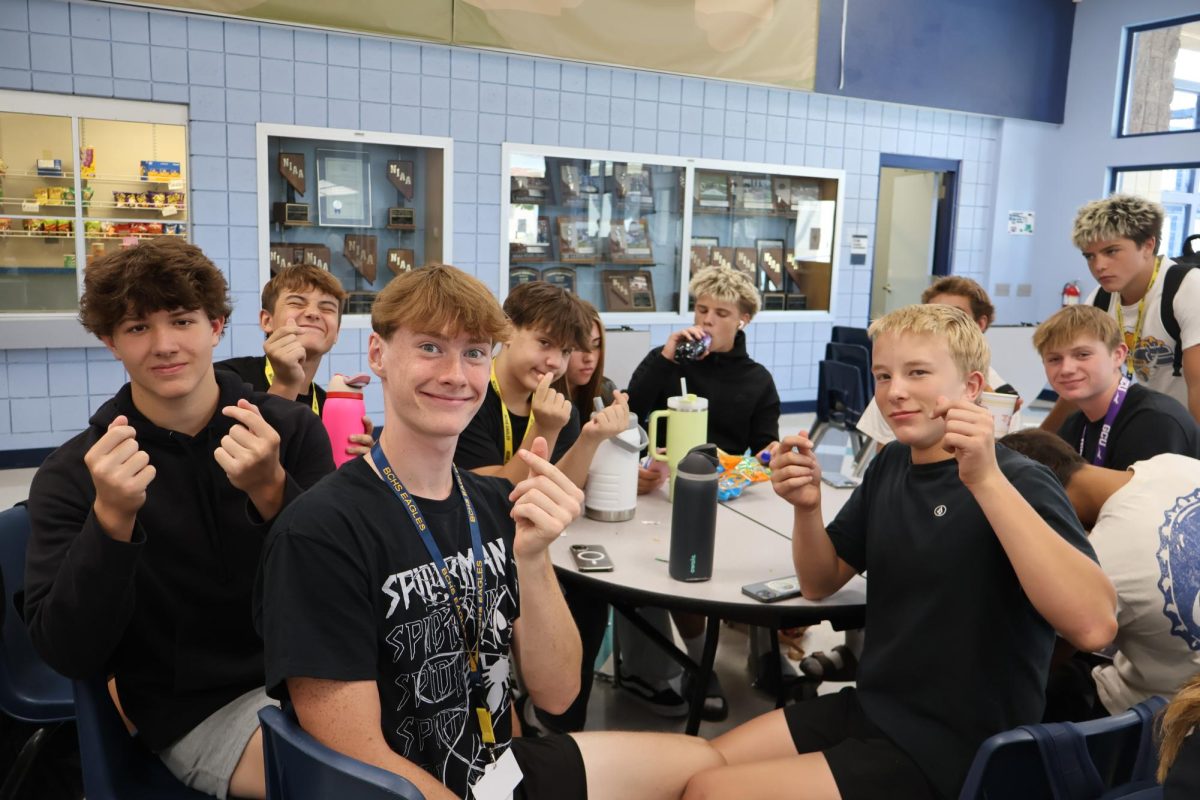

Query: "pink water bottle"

xmin=322 ymin=373 xmax=370 ymax=467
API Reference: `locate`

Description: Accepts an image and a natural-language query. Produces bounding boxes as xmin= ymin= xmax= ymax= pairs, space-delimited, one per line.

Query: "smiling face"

xmin=368 ymin=326 xmax=492 ymax=440
xmin=1080 ymin=236 xmax=1157 ymax=298
xmin=501 ymin=326 xmax=572 ymax=394
xmin=694 ymin=294 xmax=750 ymax=353
xmin=261 ymin=286 xmax=341 ymax=357
xmin=1041 ymin=334 xmax=1125 ymax=418
xmin=102 ymin=308 xmax=223 ymax=406
xmin=567 ymin=321 xmax=602 ymax=389
xmin=872 ymin=331 xmax=983 ymax=460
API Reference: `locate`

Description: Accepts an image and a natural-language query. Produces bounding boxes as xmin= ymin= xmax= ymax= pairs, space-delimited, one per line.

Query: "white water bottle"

xmin=585 ymin=411 xmax=647 ymax=522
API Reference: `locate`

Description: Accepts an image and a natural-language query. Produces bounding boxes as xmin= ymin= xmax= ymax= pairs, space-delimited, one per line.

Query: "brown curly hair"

xmin=79 ymin=238 xmax=232 ymax=337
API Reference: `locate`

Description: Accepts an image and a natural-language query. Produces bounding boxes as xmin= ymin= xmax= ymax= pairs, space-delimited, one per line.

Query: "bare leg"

xmin=572 ymin=731 xmax=722 ymax=800
xmin=227 ymin=727 xmax=266 ymax=800
xmin=684 ymin=710 xmax=841 ymax=800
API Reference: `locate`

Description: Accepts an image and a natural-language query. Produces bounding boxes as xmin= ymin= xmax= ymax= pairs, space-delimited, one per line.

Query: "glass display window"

xmin=502 ymin=143 xmax=844 ymax=322
xmin=258 ymin=124 xmax=452 ymax=322
xmin=0 ymin=91 xmax=188 ymax=345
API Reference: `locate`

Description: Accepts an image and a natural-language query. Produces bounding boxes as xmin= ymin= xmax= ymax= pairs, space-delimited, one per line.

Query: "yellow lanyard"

xmin=489 ymin=359 xmax=533 ymax=464
xmin=263 ymin=359 xmax=320 ymax=415
xmin=1114 ymin=255 xmax=1161 ymax=377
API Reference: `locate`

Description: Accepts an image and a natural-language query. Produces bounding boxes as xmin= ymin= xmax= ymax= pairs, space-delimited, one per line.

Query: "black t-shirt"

xmin=256 ymin=458 xmax=520 ymax=799
xmin=216 ymin=355 xmax=327 ymax=417
xmin=454 ymin=382 xmax=580 ymax=469
xmin=826 ymin=443 xmax=1096 ymax=800
xmin=1057 ymin=382 xmax=1200 ymax=470
xmin=1166 ymin=731 xmax=1200 ymax=800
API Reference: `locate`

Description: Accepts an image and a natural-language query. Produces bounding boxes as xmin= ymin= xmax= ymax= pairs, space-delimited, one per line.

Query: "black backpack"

xmin=1092 ymin=233 xmax=1200 ymax=377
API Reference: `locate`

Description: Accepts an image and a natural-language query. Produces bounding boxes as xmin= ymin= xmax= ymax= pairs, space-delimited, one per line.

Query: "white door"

xmin=871 ymin=168 xmax=939 ymax=316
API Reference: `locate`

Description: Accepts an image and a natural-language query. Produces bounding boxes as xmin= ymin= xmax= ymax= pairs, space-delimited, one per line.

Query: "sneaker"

xmin=616 ymin=673 xmax=689 ymax=717
xmin=799 ymin=644 xmax=859 ymax=682
xmin=683 ymin=672 xmax=729 ymax=722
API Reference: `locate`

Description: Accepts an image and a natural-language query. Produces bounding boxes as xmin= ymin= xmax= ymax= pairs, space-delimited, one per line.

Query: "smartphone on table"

xmin=821 ymin=472 xmax=860 ymax=489
xmin=570 ymin=544 xmax=614 ymax=572
xmin=742 ymin=575 xmax=803 ymax=603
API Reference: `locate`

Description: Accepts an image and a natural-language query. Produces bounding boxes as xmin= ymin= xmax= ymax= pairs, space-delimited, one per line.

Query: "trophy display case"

xmin=259 ymin=124 xmax=453 ymax=324
xmin=503 ymin=143 xmax=843 ymax=322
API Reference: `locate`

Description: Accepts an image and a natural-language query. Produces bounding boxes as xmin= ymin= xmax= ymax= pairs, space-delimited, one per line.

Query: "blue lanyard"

xmin=369 ymin=443 xmax=487 ymax=683
xmin=1082 ymin=376 xmax=1130 ymax=467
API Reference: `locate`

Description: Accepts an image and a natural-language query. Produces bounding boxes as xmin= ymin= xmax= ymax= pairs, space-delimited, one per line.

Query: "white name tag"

xmin=471 ymin=748 xmax=522 ymax=800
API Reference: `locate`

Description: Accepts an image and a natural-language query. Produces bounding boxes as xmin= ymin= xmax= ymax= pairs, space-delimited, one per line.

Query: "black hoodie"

xmin=24 ymin=369 xmax=333 ymax=751
xmin=626 ymin=330 xmax=780 ymax=455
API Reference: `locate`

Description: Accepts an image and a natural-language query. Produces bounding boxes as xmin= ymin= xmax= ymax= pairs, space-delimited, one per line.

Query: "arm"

xmin=262 ymin=321 xmax=308 ymax=401
xmin=938 ymin=397 xmax=1117 ymax=651
xmin=549 ymin=392 xmax=630 ymax=489
xmin=507 ymin=441 xmax=584 ymax=713
xmin=289 ymin=678 xmax=457 ymax=800
xmin=1183 ymin=344 xmax=1200 ymax=424
xmin=1040 ymin=396 xmax=1076 ymax=432
xmin=25 ymin=426 xmax=149 ymax=677
xmin=769 ymin=434 xmax=859 ymax=600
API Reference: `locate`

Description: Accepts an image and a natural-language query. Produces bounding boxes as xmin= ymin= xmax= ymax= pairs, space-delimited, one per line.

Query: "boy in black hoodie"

xmin=24 ymin=238 xmax=333 ymax=799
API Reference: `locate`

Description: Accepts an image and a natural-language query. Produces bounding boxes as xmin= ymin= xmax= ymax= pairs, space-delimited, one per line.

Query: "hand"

xmin=345 ymin=415 xmax=375 ymax=457
xmin=509 ymin=437 xmax=584 ymax=559
xmin=581 ymin=391 xmax=630 ymax=443
xmin=769 ymin=433 xmax=822 ymax=512
xmin=214 ymin=399 xmax=285 ymax=497
xmin=263 ymin=320 xmax=307 ymax=394
xmin=530 ymin=372 xmax=572 ymax=435
xmin=636 ymin=463 xmax=668 ymax=495
xmin=931 ymin=395 xmax=1000 ymax=488
xmin=85 ymin=416 xmax=156 ymax=539
xmin=661 ymin=326 xmax=709 ymax=363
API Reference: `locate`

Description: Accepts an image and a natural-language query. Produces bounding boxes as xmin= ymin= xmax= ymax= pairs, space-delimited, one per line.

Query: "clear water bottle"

xmin=668 ymin=444 xmax=719 ymax=582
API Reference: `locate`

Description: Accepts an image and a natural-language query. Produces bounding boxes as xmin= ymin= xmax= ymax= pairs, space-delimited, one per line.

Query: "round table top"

xmin=549 ymin=482 xmax=865 ymax=628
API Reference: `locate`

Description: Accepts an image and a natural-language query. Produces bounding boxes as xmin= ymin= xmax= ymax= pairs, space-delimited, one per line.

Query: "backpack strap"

xmin=1093 ymin=287 xmax=1112 ymax=311
xmin=1162 ymin=263 xmax=1198 ymax=377
xmin=1018 ymin=722 xmax=1106 ymax=800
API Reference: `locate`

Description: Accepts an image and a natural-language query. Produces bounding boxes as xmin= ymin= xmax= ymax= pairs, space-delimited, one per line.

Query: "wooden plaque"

xmin=386 ymin=248 xmax=415 ymax=276
xmin=269 ymin=243 xmax=331 ymax=274
xmin=343 ymin=234 xmax=378 ymax=283
xmin=278 ymin=153 xmax=306 ymax=195
xmin=387 ymin=160 xmax=415 ymax=200
xmin=710 ymin=247 xmax=734 ymax=271
xmin=734 ymin=247 xmax=758 ymax=280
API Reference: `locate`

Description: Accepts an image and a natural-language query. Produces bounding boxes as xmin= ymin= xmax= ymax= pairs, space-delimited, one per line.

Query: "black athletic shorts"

xmin=784 ymin=687 xmax=938 ymax=800
xmin=511 ymin=733 xmax=588 ymax=800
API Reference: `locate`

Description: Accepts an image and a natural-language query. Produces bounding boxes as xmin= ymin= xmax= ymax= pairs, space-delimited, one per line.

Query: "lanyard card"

xmin=471 ymin=747 xmax=522 ymax=800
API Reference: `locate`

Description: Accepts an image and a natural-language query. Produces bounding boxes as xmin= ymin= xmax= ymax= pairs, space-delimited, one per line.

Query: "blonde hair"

xmin=868 ymin=304 xmax=990 ymax=378
xmin=371 ymin=264 xmax=511 ymax=344
xmin=1032 ymin=305 xmax=1123 ymax=356
xmin=689 ymin=266 xmax=760 ymax=318
xmin=1071 ymin=194 xmax=1164 ymax=251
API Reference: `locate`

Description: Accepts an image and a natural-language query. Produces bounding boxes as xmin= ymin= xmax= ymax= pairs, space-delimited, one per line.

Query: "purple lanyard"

xmin=1082 ymin=376 xmax=1130 ymax=466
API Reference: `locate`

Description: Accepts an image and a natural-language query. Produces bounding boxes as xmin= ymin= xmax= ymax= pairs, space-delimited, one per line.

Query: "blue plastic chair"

xmin=831 ymin=325 xmax=871 ymax=353
xmin=73 ymin=674 xmax=208 ymax=799
xmin=0 ymin=502 xmax=74 ymax=800
xmin=258 ymin=705 xmax=425 ymax=800
xmin=825 ymin=341 xmax=873 ymax=397
xmin=810 ymin=360 xmax=872 ymax=468
xmin=958 ymin=696 xmax=1167 ymax=800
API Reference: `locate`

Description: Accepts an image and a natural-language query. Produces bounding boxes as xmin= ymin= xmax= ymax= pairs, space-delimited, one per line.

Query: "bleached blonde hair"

xmin=868 ymin=304 xmax=990 ymax=378
xmin=689 ymin=266 xmax=761 ymax=318
xmin=1071 ymin=194 xmax=1163 ymax=250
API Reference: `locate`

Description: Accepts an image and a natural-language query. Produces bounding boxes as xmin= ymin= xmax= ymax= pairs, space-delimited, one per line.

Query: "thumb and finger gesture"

xmin=509 ymin=436 xmax=583 ymax=557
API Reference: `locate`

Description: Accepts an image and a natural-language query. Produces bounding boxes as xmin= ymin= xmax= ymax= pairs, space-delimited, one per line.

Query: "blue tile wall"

xmin=0 ymin=0 xmax=1001 ymax=451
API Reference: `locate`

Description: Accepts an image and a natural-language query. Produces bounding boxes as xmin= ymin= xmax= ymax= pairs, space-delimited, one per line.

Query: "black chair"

xmin=824 ymin=341 xmax=873 ymax=397
xmin=0 ymin=502 xmax=74 ymax=800
xmin=809 ymin=360 xmax=872 ymax=468
xmin=258 ymin=705 xmax=425 ymax=800
xmin=958 ymin=696 xmax=1166 ymax=800
xmin=73 ymin=674 xmax=208 ymax=799
xmin=831 ymin=325 xmax=871 ymax=353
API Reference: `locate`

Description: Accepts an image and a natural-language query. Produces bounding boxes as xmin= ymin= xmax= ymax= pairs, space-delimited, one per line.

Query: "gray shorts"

xmin=158 ymin=687 xmax=278 ymax=799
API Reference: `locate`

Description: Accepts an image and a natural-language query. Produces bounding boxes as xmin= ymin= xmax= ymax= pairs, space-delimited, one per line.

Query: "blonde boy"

xmin=1034 ymin=305 xmax=1199 ymax=470
xmin=684 ymin=305 xmax=1115 ymax=800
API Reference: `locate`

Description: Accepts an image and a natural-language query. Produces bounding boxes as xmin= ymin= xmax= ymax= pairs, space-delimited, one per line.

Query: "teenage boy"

xmin=1043 ymin=194 xmax=1200 ymax=431
xmin=25 ymin=238 xmax=334 ymax=799
xmin=255 ymin=264 xmax=721 ymax=800
xmin=1000 ymin=429 xmax=1200 ymax=721
xmin=1034 ymin=304 xmax=1199 ymax=470
xmin=216 ymin=264 xmax=374 ymax=457
xmin=684 ymin=304 xmax=1116 ymax=800
xmin=455 ymin=280 xmax=630 ymax=488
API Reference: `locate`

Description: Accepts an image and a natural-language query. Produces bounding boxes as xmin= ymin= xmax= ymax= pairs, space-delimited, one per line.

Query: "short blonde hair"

xmin=371 ymin=264 xmax=511 ymax=344
xmin=689 ymin=266 xmax=760 ymax=318
xmin=868 ymin=304 xmax=989 ymax=378
xmin=1071 ymin=194 xmax=1163 ymax=251
xmin=1032 ymin=305 xmax=1122 ymax=356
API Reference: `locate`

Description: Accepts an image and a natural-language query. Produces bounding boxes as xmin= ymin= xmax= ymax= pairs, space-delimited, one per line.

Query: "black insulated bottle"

xmin=669 ymin=444 xmax=719 ymax=582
